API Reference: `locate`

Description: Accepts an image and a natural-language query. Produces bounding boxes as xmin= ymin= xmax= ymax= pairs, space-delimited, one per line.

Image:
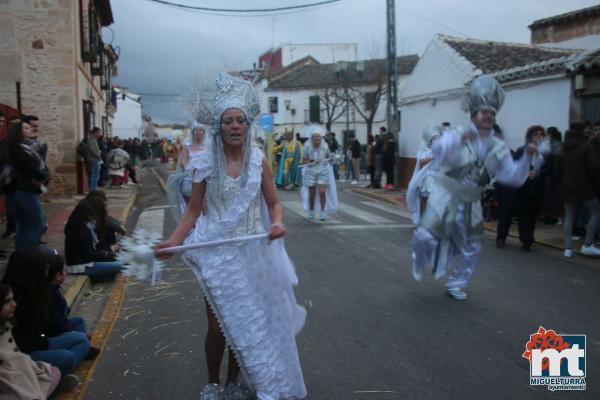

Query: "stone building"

xmin=529 ymin=4 xmax=600 ymax=50
xmin=0 ymin=0 xmax=118 ymax=195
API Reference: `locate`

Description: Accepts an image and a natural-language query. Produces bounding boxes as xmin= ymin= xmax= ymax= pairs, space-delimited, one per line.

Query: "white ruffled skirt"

xmin=183 ymin=239 xmax=307 ymax=400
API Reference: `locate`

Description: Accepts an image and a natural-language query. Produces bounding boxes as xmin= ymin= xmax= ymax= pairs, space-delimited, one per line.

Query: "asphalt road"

xmin=84 ymin=161 xmax=600 ymax=400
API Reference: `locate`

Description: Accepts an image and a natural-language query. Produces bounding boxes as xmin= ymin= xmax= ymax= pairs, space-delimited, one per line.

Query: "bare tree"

xmin=346 ymin=63 xmax=387 ymax=136
xmin=319 ymin=86 xmax=346 ymax=131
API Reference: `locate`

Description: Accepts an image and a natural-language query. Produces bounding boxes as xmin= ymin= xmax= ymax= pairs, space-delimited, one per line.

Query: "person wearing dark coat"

xmin=64 ymin=199 xmax=123 ymax=281
xmin=556 ymin=122 xmax=600 ymax=257
xmin=6 ymin=122 xmax=49 ymax=248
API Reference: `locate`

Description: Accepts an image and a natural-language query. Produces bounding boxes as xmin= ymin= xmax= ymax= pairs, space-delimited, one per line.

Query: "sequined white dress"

xmin=182 ymin=147 xmax=307 ymax=400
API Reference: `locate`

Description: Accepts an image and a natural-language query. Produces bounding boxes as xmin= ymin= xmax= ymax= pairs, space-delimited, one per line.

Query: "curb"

xmin=351 ymin=187 xmax=404 ymax=207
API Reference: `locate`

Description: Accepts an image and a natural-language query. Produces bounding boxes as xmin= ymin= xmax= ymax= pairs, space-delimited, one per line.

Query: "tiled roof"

xmin=529 ymin=4 xmax=600 ymax=28
xmin=267 ymin=55 xmax=418 ymax=89
xmin=440 ymin=35 xmax=579 ymax=75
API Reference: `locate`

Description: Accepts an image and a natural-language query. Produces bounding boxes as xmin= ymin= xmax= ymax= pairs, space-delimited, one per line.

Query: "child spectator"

xmin=0 ymin=282 xmax=66 ymax=399
xmin=85 ymin=190 xmax=126 ymax=248
xmin=1 ymin=247 xmax=89 ymax=378
xmin=64 ymin=199 xmax=123 ymax=281
xmin=46 ymin=252 xmax=101 ymax=360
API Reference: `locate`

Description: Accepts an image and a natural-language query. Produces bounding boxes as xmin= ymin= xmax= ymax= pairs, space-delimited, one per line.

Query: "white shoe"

xmin=308 ymin=211 xmax=315 ymax=220
xmin=581 ymin=244 xmax=600 ymax=256
xmin=564 ymin=249 xmax=573 ymax=258
xmin=446 ymin=287 xmax=467 ymax=300
xmin=319 ymin=211 xmax=327 ymax=221
xmin=201 ymin=384 xmax=224 ymax=400
xmin=412 ymin=264 xmax=422 ymax=282
xmin=351 ymin=180 xmax=358 ymax=185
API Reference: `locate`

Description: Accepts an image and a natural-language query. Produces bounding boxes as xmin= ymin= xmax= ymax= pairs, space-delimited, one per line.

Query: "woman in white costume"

xmin=300 ymin=125 xmax=337 ymax=221
xmin=156 ymin=73 xmax=307 ymax=400
xmin=407 ymin=125 xmax=442 ymax=226
xmin=410 ymin=75 xmax=539 ymax=300
xmin=166 ymin=122 xmax=207 ymax=221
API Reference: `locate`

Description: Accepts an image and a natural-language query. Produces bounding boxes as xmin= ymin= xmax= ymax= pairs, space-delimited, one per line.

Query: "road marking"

xmin=135 ymin=209 xmax=166 ymax=236
xmin=322 ymin=224 xmax=413 ymax=231
xmin=337 ymin=203 xmax=392 ymax=224
xmin=282 ymin=200 xmax=342 ymax=224
xmin=361 ymin=201 xmax=412 ymax=220
xmin=144 ymin=205 xmax=171 ymax=211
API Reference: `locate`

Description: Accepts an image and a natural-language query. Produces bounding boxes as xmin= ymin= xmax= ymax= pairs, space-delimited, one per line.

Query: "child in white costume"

xmin=411 ymin=75 xmax=539 ymax=300
xmin=157 ymin=73 xmax=307 ymax=400
xmin=300 ymin=124 xmax=338 ymax=221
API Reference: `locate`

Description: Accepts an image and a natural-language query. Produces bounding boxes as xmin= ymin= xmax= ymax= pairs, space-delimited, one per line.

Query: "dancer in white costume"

xmin=300 ymin=125 xmax=338 ymax=221
xmin=166 ymin=122 xmax=207 ymax=221
xmin=157 ymin=73 xmax=307 ymax=400
xmin=411 ymin=75 xmax=540 ymax=300
xmin=407 ymin=125 xmax=442 ymax=225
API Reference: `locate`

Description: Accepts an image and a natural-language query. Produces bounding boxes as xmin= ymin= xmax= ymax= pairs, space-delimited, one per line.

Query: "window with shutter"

xmin=309 ymin=95 xmax=320 ymax=123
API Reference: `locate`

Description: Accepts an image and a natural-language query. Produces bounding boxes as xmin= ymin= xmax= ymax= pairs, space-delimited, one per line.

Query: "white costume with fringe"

xmin=299 ymin=125 xmax=338 ymax=214
xmin=180 ymin=72 xmax=306 ymax=400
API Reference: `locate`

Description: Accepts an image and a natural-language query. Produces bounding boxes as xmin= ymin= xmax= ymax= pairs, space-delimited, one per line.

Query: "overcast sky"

xmin=106 ymin=0 xmax=599 ymax=123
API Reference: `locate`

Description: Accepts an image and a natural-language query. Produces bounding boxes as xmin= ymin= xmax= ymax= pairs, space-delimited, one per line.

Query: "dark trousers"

xmin=383 ymin=162 xmax=395 ymax=186
xmin=367 ymin=165 xmax=375 ymax=186
xmin=496 ymin=184 xmax=517 ymax=242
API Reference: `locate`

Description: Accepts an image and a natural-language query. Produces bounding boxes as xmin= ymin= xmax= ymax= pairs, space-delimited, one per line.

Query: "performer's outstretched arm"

xmin=432 ymin=129 xmax=462 ymax=166
xmin=495 ymin=143 xmax=537 ymax=187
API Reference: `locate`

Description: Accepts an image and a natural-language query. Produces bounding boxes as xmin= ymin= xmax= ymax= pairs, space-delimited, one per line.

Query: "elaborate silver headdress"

xmin=211 ymin=72 xmax=260 ymax=128
xmin=305 ymin=124 xmax=326 ymax=138
xmin=468 ymin=75 xmax=505 ymax=114
xmin=422 ymin=125 xmax=442 ymax=147
xmin=208 ymin=72 xmax=261 ymax=196
xmin=184 ymin=120 xmax=206 ymax=146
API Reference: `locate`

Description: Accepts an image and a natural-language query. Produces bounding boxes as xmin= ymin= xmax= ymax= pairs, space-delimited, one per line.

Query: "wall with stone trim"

xmin=0 ymin=0 xmax=113 ymax=195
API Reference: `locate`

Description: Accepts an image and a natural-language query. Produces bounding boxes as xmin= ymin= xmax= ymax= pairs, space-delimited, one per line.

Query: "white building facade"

xmin=112 ymin=87 xmax=143 ymax=140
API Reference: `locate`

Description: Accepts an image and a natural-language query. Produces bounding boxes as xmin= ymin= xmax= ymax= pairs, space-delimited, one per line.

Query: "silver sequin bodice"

xmin=206 ymin=175 xmax=265 ymax=237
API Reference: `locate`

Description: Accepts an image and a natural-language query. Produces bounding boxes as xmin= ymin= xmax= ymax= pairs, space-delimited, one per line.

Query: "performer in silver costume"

xmin=300 ymin=125 xmax=337 ymax=221
xmin=410 ymin=75 xmax=539 ymax=300
xmin=157 ymin=73 xmax=306 ymax=400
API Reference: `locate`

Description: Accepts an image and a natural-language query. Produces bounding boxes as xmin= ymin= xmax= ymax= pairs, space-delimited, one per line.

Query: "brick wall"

xmin=531 ymin=14 xmax=600 ymax=44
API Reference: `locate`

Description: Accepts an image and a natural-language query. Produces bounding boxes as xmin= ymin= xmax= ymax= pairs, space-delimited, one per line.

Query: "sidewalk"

xmin=352 ymin=185 xmax=582 ymax=254
xmin=0 ymin=185 xmax=137 ymax=309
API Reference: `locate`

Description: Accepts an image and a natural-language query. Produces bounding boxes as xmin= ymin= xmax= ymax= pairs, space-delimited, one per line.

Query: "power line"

xmin=144 ymin=0 xmax=342 ymax=13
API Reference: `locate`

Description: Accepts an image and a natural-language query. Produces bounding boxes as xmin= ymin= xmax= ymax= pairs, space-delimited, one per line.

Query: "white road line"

xmin=361 ymin=201 xmax=412 ymax=220
xmin=336 ymin=203 xmax=391 ymax=224
xmin=144 ymin=205 xmax=171 ymax=211
xmin=135 ymin=208 xmax=166 ymax=236
xmin=281 ymin=201 xmax=342 ymax=224
xmin=322 ymin=224 xmax=414 ymax=231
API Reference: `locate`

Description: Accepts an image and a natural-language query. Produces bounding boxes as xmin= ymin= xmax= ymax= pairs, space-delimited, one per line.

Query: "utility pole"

xmin=386 ymin=0 xmax=398 ymax=134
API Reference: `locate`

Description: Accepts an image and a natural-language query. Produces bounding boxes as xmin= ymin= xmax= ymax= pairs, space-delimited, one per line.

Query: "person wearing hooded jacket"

xmin=556 ymin=121 xmax=600 ymax=257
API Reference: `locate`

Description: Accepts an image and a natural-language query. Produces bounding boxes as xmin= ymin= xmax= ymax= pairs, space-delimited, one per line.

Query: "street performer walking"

xmin=410 ymin=75 xmax=539 ymax=300
xmin=156 ymin=72 xmax=307 ymax=400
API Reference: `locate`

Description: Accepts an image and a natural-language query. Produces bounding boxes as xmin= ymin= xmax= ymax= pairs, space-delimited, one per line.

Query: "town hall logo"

xmin=522 ymin=326 xmax=586 ymax=391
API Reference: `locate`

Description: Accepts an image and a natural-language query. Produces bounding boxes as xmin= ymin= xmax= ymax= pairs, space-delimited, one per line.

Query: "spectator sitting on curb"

xmin=1 ymin=247 xmax=90 ymax=381
xmin=85 ymin=190 xmax=126 ymax=248
xmin=0 ymin=282 xmax=67 ymax=398
xmin=64 ymin=199 xmax=123 ymax=281
xmin=46 ymin=252 xmax=101 ymax=359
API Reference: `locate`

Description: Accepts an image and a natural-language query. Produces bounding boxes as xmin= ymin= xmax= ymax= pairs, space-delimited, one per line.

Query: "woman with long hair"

xmin=1 ymin=247 xmax=90 ymax=378
xmin=64 ymin=199 xmax=123 ymax=280
xmin=6 ymin=122 xmax=48 ymax=248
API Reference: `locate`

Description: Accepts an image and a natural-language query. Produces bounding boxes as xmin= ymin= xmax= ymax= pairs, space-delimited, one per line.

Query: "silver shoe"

xmin=446 ymin=287 xmax=467 ymax=300
xmin=201 ymin=383 xmax=224 ymax=400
